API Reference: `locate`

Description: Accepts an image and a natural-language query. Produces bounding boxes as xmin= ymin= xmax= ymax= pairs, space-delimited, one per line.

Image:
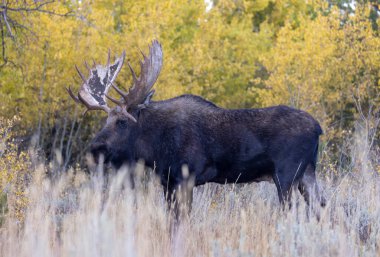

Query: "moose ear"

xmin=138 ymin=90 xmax=155 ymax=109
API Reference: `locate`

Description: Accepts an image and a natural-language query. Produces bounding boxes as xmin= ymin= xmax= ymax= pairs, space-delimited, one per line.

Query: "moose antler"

xmin=67 ymin=50 xmax=126 ymax=114
xmin=112 ymin=40 xmax=163 ymax=109
xmin=67 ymin=40 xmax=163 ymax=121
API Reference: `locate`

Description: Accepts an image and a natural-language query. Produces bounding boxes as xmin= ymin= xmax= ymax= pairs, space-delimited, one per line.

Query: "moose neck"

xmin=127 ymin=106 xmax=158 ymax=168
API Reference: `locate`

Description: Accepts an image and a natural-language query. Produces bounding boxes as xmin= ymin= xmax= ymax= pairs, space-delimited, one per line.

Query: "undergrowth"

xmin=0 ymin=116 xmax=379 ymax=257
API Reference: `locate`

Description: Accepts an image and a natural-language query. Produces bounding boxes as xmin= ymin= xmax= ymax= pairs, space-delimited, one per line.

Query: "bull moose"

xmin=67 ymin=40 xmax=326 ymax=217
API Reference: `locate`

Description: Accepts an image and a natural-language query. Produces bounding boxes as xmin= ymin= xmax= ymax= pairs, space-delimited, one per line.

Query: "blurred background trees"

xmin=0 ymin=0 xmax=378 ymax=168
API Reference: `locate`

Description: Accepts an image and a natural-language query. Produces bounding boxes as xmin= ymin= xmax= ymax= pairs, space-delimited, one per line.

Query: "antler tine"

xmin=121 ymin=109 xmax=137 ymax=123
xmin=92 ymin=59 xmax=97 ymax=68
xmin=84 ymin=61 xmax=91 ymax=72
xmin=111 ymin=82 xmax=129 ymax=100
xmin=105 ymin=93 xmax=124 ymax=106
xmin=139 ymin=47 xmax=147 ymax=59
xmin=75 ymin=65 xmax=87 ymax=83
xmin=66 ymin=86 xmax=80 ymax=103
xmin=127 ymin=61 xmax=139 ymax=83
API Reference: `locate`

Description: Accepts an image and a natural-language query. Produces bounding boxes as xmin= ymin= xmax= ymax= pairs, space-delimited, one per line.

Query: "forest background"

xmin=0 ymin=0 xmax=378 ymax=168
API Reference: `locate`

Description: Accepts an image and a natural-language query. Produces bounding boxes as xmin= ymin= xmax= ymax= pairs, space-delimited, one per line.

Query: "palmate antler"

xmin=67 ymin=40 xmax=163 ymax=122
xmin=67 ymin=49 xmax=126 ymax=114
xmin=112 ymin=40 xmax=163 ymax=109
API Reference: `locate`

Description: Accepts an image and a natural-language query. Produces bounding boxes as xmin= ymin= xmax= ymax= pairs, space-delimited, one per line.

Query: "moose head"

xmin=67 ymin=40 xmax=163 ymax=167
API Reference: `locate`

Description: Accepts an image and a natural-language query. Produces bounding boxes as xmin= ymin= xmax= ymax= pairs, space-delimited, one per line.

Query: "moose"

xmin=67 ymin=40 xmax=326 ymax=217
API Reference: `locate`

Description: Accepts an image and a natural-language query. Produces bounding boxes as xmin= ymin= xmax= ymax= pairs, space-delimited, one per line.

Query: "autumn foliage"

xmin=0 ymin=0 xmax=377 ymax=164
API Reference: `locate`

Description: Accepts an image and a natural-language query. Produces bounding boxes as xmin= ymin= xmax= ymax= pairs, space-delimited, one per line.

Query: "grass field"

xmin=0 ymin=147 xmax=379 ymax=257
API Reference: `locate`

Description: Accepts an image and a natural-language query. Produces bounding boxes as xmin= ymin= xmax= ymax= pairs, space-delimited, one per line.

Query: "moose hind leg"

xmin=298 ymin=164 xmax=326 ymax=208
xmin=273 ymin=160 xmax=306 ymax=208
xmin=273 ymin=171 xmax=298 ymax=208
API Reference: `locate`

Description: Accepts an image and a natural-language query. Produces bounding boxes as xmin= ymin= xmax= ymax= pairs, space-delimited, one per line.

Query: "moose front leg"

xmin=166 ymin=184 xmax=194 ymax=221
xmin=163 ymin=179 xmax=194 ymax=225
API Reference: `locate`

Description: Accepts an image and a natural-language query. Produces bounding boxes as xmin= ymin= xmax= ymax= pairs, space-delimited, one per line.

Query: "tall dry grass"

xmin=0 ymin=119 xmax=379 ymax=257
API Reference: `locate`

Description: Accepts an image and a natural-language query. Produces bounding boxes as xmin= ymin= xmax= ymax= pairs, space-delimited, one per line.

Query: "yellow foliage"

xmin=0 ymin=117 xmax=30 ymax=220
xmin=0 ymin=0 xmax=274 ymax=125
xmin=256 ymin=5 xmax=380 ymax=134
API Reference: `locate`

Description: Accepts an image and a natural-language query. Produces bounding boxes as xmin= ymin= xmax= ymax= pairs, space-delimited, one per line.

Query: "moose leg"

xmin=163 ymin=183 xmax=193 ymax=234
xmin=298 ymin=164 xmax=326 ymax=208
xmin=163 ymin=185 xmax=175 ymax=213
xmin=175 ymin=182 xmax=194 ymax=218
xmin=163 ymin=180 xmax=194 ymax=222
xmin=273 ymin=173 xmax=294 ymax=208
xmin=273 ymin=161 xmax=305 ymax=208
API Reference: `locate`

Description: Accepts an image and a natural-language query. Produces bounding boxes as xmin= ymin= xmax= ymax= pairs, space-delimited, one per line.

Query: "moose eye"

xmin=116 ymin=119 xmax=128 ymax=129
